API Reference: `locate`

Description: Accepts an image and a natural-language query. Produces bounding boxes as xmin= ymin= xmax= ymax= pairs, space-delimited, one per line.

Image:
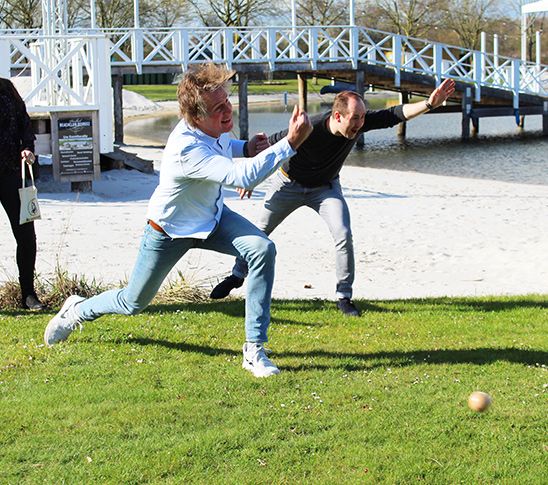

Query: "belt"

xmin=279 ymin=166 xmax=291 ymax=179
xmin=148 ymin=219 xmax=168 ymax=235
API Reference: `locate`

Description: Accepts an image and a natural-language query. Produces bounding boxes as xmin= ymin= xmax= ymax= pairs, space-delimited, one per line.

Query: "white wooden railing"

xmin=1 ymin=25 xmax=547 ymax=107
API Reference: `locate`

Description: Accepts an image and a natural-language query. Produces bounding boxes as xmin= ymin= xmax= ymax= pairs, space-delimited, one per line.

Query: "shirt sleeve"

xmin=268 ymin=129 xmax=288 ymax=146
xmin=361 ymin=105 xmax=406 ymax=133
xmin=231 ymin=139 xmax=246 ymax=158
xmin=182 ymin=138 xmax=296 ymax=189
xmin=17 ymin=97 xmax=35 ymax=152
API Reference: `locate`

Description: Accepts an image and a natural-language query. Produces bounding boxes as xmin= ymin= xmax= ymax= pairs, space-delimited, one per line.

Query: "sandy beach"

xmin=1 ymin=92 xmax=547 ymax=301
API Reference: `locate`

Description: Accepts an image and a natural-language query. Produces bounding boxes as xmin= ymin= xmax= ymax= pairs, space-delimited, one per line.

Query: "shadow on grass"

xmin=278 ymin=347 xmax=548 ymax=372
xmin=382 ymin=296 xmax=548 ymax=313
xmin=2 ymin=295 xmax=544 ymax=318
xmin=146 ymin=295 xmax=547 ymax=316
xmin=128 ymin=337 xmax=240 ymax=357
xmin=128 ymin=337 xmax=547 ymax=372
xmin=145 ymin=299 xmax=391 ymax=318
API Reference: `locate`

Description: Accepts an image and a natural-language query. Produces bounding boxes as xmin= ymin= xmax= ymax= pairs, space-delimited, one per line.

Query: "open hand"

xmin=428 ymin=79 xmax=455 ymax=108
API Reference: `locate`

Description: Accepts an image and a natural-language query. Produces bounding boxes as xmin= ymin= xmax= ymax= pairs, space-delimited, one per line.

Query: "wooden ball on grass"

xmin=468 ymin=391 xmax=492 ymax=412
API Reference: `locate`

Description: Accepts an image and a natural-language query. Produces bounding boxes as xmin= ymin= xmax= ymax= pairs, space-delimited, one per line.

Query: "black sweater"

xmin=0 ymin=79 xmax=35 ymax=176
xmin=269 ymin=105 xmax=405 ymax=187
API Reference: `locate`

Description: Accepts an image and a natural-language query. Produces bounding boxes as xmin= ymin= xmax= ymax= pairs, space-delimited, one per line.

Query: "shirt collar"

xmin=181 ymin=119 xmax=229 ymax=150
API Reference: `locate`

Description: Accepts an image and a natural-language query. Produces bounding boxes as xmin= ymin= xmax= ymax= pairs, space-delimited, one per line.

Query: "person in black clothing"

xmin=0 ymin=78 xmax=45 ymax=310
xmin=211 ymin=79 xmax=455 ymax=315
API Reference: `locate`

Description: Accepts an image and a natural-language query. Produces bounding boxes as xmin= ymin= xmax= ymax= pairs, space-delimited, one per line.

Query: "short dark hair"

xmin=332 ymin=91 xmax=365 ymax=116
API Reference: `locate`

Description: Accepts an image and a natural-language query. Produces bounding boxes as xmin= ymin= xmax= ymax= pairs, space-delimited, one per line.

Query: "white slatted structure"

xmin=1 ymin=25 xmax=546 ymax=111
xmin=2 ymin=26 xmax=546 ymax=100
xmin=2 ymin=33 xmax=114 ymax=153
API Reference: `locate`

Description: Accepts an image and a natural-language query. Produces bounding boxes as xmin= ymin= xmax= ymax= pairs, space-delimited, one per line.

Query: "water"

xmin=125 ymin=98 xmax=548 ymax=186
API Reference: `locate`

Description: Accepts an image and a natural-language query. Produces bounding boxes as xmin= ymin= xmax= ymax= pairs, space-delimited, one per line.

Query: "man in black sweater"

xmin=211 ymin=78 xmax=455 ymax=315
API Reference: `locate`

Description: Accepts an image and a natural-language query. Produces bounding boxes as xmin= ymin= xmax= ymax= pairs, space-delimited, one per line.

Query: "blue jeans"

xmin=76 ymin=205 xmax=276 ymax=342
xmin=232 ymin=169 xmax=354 ymax=299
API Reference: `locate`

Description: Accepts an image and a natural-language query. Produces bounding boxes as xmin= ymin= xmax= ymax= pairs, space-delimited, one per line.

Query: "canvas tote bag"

xmin=19 ymin=159 xmax=41 ymax=225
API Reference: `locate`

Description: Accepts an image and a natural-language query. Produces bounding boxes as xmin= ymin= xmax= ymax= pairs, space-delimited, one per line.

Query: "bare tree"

xmin=67 ymin=0 xmax=90 ymax=29
xmin=91 ymin=0 xmax=138 ymax=28
xmin=444 ymin=0 xmax=499 ymax=50
xmin=143 ymin=0 xmax=192 ymax=27
xmin=0 ymin=0 xmax=42 ymax=29
xmin=188 ymin=0 xmax=273 ymax=26
xmin=294 ymin=0 xmax=349 ymax=25
xmin=374 ymin=0 xmax=443 ymax=38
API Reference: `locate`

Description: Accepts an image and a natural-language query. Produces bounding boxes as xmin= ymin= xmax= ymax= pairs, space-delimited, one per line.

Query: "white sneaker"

xmin=44 ymin=295 xmax=85 ymax=346
xmin=242 ymin=342 xmax=280 ymax=378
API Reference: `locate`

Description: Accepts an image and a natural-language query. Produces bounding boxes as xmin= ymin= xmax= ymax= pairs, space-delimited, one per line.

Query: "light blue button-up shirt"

xmin=146 ymin=119 xmax=296 ymax=239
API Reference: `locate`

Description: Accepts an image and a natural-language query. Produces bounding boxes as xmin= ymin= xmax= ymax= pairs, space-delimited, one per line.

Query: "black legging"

xmin=0 ymin=171 xmax=37 ymax=299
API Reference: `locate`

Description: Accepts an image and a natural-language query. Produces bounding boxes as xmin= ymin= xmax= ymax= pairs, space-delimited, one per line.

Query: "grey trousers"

xmin=232 ymin=169 xmax=355 ymax=299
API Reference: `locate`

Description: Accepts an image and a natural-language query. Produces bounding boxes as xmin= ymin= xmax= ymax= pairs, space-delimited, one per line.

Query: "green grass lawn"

xmin=125 ymin=79 xmax=334 ymax=102
xmin=1 ymin=296 xmax=547 ymax=483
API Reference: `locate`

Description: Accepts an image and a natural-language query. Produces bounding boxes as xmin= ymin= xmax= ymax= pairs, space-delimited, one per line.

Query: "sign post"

xmin=50 ymin=110 xmax=100 ymax=191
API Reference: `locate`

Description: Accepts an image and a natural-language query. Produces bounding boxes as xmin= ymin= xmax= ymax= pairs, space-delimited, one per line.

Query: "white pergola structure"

xmin=26 ymin=0 xmax=114 ymax=153
xmin=521 ymin=0 xmax=547 ymax=63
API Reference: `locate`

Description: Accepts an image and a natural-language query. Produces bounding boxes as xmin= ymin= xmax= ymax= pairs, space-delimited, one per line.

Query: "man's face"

xmin=194 ymin=87 xmax=233 ymax=138
xmin=333 ymin=97 xmax=366 ymax=139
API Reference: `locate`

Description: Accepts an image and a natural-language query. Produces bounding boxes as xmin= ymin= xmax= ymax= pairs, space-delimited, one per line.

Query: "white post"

xmin=433 ymin=43 xmax=442 ymax=85
xmin=290 ymin=0 xmax=297 ymax=59
xmin=0 ymin=40 xmax=10 ymax=78
xmin=349 ymin=0 xmax=355 ymax=26
xmin=473 ymin=50 xmax=482 ymax=102
xmin=392 ymin=35 xmax=401 ymax=87
xmin=134 ymin=0 xmax=140 ymax=28
xmin=94 ymin=37 xmax=114 ymax=153
xmin=511 ymin=58 xmax=520 ymax=109
xmin=536 ymin=30 xmax=541 ymax=68
xmin=493 ymin=33 xmax=499 ymax=85
xmin=480 ymin=31 xmax=486 ymax=78
xmin=224 ymin=29 xmax=233 ymax=69
xmin=90 ymin=0 xmax=97 ymax=29
xmin=521 ymin=14 xmax=527 ymax=62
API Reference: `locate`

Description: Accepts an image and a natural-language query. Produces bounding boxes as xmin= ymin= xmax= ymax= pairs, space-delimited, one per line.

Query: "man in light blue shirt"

xmin=45 ymin=63 xmax=312 ymax=378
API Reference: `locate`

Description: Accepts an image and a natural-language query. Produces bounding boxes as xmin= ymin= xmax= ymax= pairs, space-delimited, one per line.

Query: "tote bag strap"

xmin=21 ymin=158 xmax=36 ymax=189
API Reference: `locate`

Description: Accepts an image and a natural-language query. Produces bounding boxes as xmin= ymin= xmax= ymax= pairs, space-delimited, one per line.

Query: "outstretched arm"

xmin=402 ymin=78 xmax=456 ymax=120
xmin=236 ymin=106 xmax=312 ymax=199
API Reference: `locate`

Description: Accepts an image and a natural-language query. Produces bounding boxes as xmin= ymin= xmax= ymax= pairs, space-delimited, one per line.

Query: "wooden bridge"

xmin=1 ymin=25 xmax=547 ymax=146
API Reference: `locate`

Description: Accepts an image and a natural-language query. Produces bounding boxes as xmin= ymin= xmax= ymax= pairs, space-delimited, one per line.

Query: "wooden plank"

xmin=100 ymin=148 xmax=154 ymax=174
xmin=238 ymin=72 xmax=249 ymax=140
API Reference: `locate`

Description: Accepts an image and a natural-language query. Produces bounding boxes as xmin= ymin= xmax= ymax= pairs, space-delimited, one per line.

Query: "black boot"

xmin=210 ymin=275 xmax=244 ymax=299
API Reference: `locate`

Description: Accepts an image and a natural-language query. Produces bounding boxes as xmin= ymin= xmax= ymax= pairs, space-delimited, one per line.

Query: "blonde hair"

xmin=177 ymin=64 xmax=235 ymax=127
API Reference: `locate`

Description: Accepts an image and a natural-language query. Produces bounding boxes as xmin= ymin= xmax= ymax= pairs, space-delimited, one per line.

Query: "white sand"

xmin=1 ymin=92 xmax=547 ymax=300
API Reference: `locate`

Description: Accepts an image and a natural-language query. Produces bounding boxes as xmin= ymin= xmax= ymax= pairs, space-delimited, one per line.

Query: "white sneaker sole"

xmin=242 ymin=359 xmax=280 ymax=378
